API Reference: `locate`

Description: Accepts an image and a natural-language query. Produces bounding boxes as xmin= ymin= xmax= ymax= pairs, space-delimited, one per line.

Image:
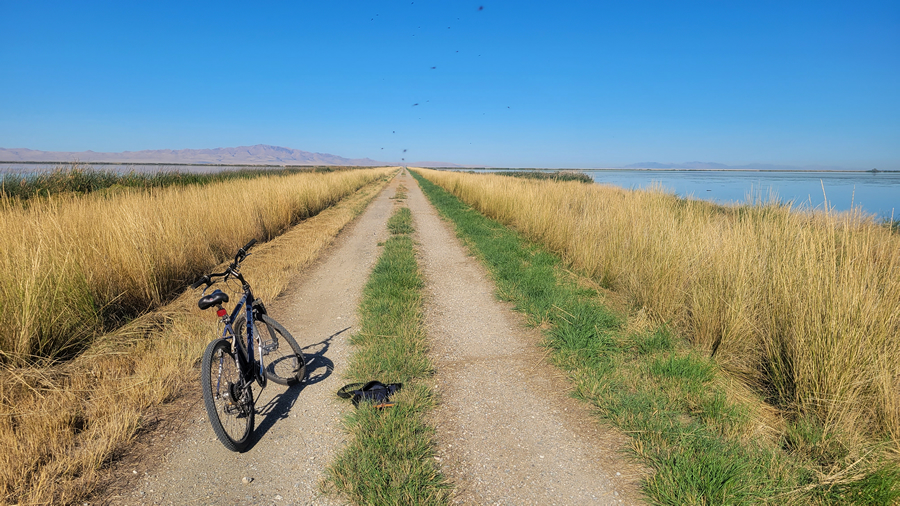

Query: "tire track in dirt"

xmin=406 ymin=172 xmax=644 ymax=505
xmin=110 ymin=174 xmax=404 ymax=506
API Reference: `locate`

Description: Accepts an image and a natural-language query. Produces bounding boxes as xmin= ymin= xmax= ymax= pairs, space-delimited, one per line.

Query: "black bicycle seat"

xmin=198 ymin=289 xmax=229 ymax=310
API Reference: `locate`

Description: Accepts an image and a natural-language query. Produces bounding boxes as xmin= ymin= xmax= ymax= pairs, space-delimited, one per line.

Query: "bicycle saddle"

xmin=198 ymin=289 xmax=229 ymax=310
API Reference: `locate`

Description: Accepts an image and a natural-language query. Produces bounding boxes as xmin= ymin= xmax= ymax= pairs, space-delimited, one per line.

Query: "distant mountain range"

xmin=620 ymin=161 xmax=858 ymax=171
xmin=0 ymin=144 xmax=464 ymax=168
xmin=0 ymin=146 xmax=864 ymax=171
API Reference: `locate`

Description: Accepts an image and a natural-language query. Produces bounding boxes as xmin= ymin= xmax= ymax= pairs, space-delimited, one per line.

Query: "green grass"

xmin=410 ymin=169 xmax=900 ymax=505
xmin=466 ymin=169 xmax=593 ymax=183
xmin=0 ymin=163 xmax=353 ymax=201
xmin=387 ymin=207 xmax=414 ymax=235
xmin=325 ymin=205 xmax=450 ymax=505
xmin=391 ymin=183 xmax=409 ymax=201
xmin=879 ymin=216 xmax=900 ymax=234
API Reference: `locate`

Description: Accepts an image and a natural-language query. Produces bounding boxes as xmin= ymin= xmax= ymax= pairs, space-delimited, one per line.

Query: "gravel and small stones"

xmin=408 ymin=175 xmax=645 ymax=505
xmin=107 ymin=176 xmax=403 ymax=505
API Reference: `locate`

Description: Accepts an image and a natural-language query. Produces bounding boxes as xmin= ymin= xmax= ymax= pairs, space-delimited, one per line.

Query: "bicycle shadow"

xmin=247 ymin=327 xmax=349 ymax=450
xmin=301 ymin=327 xmax=349 ymax=386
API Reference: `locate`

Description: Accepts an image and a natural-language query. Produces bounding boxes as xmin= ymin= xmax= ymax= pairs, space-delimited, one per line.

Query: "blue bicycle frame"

xmin=217 ymin=289 xmax=267 ymax=389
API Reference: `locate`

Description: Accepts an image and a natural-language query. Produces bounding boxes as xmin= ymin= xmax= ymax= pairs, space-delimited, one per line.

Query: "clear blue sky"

xmin=2 ymin=1 xmax=898 ymax=168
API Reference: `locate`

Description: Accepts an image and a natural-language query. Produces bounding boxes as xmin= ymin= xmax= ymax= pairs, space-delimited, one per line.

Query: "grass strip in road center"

xmin=325 ymin=201 xmax=451 ymax=505
xmin=410 ymin=169 xmax=900 ymax=505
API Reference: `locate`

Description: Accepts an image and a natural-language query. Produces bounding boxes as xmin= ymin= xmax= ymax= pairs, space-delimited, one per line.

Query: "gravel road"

xmin=406 ymin=173 xmax=644 ymax=505
xmin=108 ymin=170 xmax=643 ymax=505
xmin=111 ymin=174 xmax=402 ymax=505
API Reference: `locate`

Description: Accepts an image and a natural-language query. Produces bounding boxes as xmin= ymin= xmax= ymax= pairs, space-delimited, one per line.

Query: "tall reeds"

xmin=0 ymin=168 xmax=391 ymax=364
xmin=0 ymin=168 xmax=395 ymax=504
xmin=415 ymin=168 xmax=900 ymax=452
xmin=0 ymin=163 xmax=351 ymax=200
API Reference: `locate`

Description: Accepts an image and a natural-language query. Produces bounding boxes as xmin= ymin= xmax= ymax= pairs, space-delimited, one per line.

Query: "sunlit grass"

xmin=0 ymin=168 xmax=391 ymax=364
xmin=414 ymin=167 xmax=900 ymax=500
xmin=0 ymin=163 xmax=374 ymax=200
xmin=0 ymin=169 xmax=395 ymax=505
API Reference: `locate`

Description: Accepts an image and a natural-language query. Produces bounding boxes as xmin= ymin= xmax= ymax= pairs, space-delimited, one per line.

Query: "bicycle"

xmin=191 ymin=239 xmax=307 ymax=451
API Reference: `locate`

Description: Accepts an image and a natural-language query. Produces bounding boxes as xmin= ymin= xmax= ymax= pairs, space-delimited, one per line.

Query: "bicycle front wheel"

xmin=236 ymin=314 xmax=307 ymax=386
xmin=201 ymin=338 xmax=254 ymax=452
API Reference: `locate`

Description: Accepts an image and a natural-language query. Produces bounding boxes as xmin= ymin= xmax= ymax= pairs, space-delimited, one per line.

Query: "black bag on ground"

xmin=337 ymin=381 xmax=402 ymax=408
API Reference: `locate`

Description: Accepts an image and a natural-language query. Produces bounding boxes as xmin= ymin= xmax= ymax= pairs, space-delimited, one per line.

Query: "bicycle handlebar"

xmin=190 ymin=239 xmax=258 ymax=290
xmin=232 ymin=238 xmax=257 ymax=265
xmin=190 ymin=275 xmax=211 ymax=289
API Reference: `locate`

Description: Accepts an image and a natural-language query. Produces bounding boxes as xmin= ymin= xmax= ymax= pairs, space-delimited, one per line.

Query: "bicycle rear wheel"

xmin=201 ymin=338 xmax=254 ymax=452
xmin=236 ymin=314 xmax=307 ymax=386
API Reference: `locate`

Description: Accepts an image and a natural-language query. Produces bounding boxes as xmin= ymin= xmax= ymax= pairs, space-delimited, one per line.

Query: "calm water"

xmin=583 ymin=170 xmax=899 ymax=219
xmin=0 ymin=163 xmax=269 ymax=176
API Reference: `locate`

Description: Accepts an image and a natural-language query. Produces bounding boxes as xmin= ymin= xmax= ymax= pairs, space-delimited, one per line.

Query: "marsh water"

xmin=582 ymin=170 xmax=898 ymax=219
xmin=0 ymin=163 xmax=268 ymax=176
xmin=468 ymin=168 xmax=898 ymax=220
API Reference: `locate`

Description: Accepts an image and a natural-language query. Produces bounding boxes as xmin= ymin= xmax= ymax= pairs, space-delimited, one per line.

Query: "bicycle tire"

xmin=201 ymin=338 xmax=254 ymax=452
xmin=235 ymin=314 xmax=307 ymax=386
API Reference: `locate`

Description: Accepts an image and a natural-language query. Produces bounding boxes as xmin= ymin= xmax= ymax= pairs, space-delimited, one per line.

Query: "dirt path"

xmin=405 ymin=173 xmax=644 ymax=505
xmin=108 ymin=170 xmax=642 ymax=505
xmin=110 ymin=175 xmax=404 ymax=505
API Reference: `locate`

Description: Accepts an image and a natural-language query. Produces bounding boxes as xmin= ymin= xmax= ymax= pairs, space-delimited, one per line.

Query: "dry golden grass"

xmin=415 ymin=168 xmax=900 ymax=455
xmin=0 ymin=168 xmax=395 ymax=505
xmin=0 ymin=168 xmax=391 ymax=364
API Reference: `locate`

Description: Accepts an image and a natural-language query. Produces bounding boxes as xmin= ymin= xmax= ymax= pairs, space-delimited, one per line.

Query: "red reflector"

xmin=217 ymin=308 xmax=227 ymax=317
